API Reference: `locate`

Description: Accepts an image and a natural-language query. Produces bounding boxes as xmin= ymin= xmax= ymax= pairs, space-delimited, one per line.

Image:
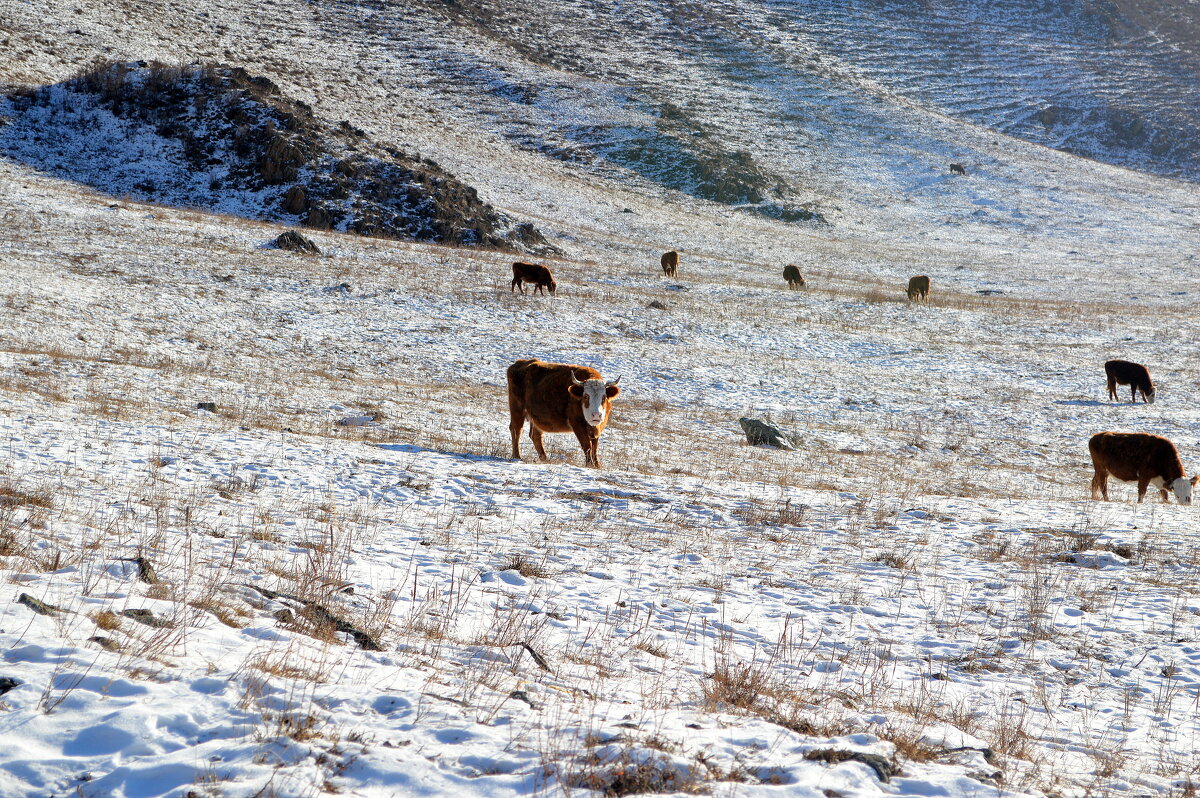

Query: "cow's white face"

xmin=1171 ymin=476 xmax=1198 ymax=504
xmin=570 ymin=378 xmax=621 ymax=427
xmin=579 ymin=380 xmax=610 ymax=426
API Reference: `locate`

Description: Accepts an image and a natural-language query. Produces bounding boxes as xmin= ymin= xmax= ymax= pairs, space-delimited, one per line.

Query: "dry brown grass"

xmin=500 ymin=553 xmax=551 ymax=579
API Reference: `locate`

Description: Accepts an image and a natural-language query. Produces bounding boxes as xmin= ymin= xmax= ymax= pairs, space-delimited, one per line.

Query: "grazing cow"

xmin=1089 ymin=431 xmax=1196 ymax=504
xmin=906 ymin=274 xmax=930 ymax=301
xmin=783 ymin=264 xmax=806 ymax=289
xmin=949 ymin=163 xmax=967 ymax=175
xmin=1105 ymin=359 xmax=1155 ymax=404
xmin=511 ymin=262 xmax=557 ymax=295
xmin=660 ymin=250 xmax=679 ymax=277
xmin=507 ymin=359 xmax=621 ymax=468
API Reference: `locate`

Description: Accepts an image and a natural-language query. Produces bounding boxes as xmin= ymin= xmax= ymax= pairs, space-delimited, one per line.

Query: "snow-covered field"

xmin=4 ymin=1 xmax=1200 ymax=796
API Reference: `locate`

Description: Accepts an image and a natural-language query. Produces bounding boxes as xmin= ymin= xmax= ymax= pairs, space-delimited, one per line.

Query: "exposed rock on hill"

xmin=1 ymin=61 xmax=557 ymax=253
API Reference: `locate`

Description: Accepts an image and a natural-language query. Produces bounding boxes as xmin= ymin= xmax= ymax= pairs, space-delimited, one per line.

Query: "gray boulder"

xmin=738 ymin=417 xmax=795 ymax=450
xmin=274 ymin=230 xmax=321 ymax=254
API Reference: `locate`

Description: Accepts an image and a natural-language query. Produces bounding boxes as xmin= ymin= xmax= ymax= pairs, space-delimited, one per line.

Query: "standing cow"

xmin=783 ymin=264 xmax=806 ymax=289
xmin=1104 ymin=359 xmax=1155 ymax=403
xmin=661 ymin=251 xmax=679 ymax=277
xmin=1089 ymin=431 xmax=1196 ymax=504
xmin=511 ymin=262 xmax=557 ymax=295
xmin=906 ymin=275 xmax=930 ymax=301
xmin=507 ymin=359 xmax=621 ymax=468
xmin=949 ymin=163 xmax=967 ymax=176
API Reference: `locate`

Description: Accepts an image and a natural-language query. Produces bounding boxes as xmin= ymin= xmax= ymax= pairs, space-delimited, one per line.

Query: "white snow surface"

xmin=2 ymin=2 xmax=1200 ymax=797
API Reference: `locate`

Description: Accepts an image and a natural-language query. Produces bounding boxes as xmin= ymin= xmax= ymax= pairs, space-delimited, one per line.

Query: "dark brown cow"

xmin=949 ymin=163 xmax=967 ymax=175
xmin=507 ymin=359 xmax=621 ymax=468
xmin=1089 ymin=432 xmax=1196 ymax=504
xmin=1105 ymin=359 xmax=1155 ymax=404
xmin=906 ymin=274 xmax=930 ymax=301
xmin=783 ymin=264 xmax=806 ymax=289
xmin=511 ymin=262 xmax=557 ymax=295
xmin=660 ymin=251 xmax=679 ymax=277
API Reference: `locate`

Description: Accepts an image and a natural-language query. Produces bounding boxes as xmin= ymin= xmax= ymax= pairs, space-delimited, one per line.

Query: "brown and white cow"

xmin=661 ymin=251 xmax=679 ymax=277
xmin=1105 ymin=359 xmax=1155 ymax=404
xmin=783 ymin=264 xmax=806 ymax=289
xmin=949 ymin=163 xmax=967 ymax=176
xmin=511 ymin=262 xmax=557 ymax=295
xmin=1089 ymin=431 xmax=1196 ymax=504
xmin=507 ymin=359 xmax=621 ymax=468
xmin=906 ymin=274 xmax=930 ymax=301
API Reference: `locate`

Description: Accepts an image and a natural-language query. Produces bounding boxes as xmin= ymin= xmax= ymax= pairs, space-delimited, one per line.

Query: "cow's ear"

xmin=606 ymin=384 xmax=621 ymax=398
xmin=568 ymin=384 xmax=584 ymax=399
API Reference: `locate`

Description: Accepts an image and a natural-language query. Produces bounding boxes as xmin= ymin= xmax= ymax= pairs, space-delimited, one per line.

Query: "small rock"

xmin=647 ymin=300 xmax=668 ymax=310
xmin=508 ymin=690 xmax=538 ymax=709
xmin=17 ymin=593 xmax=67 ymax=616
xmin=129 ymin=556 xmax=159 ymax=585
xmin=120 ymin=609 xmax=172 ymax=628
xmin=273 ymin=608 xmax=295 ymax=624
xmin=738 ymin=418 xmax=795 ymax=450
xmin=196 ymin=401 xmax=217 ymax=412
xmin=0 ymin=677 xmax=21 ymax=695
xmin=89 ymin=636 xmax=121 ymax=652
xmin=804 ymin=749 xmax=894 ymax=783
xmin=273 ymin=230 xmax=321 ymax=255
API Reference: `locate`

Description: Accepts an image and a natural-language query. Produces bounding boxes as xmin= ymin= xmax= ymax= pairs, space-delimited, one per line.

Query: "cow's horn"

xmin=570 ymin=371 xmax=585 ymax=386
xmin=606 ymin=375 xmax=621 ymax=388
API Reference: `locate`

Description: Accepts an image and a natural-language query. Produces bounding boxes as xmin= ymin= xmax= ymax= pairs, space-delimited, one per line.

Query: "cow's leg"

xmin=1091 ymin=470 xmax=1107 ymax=500
xmin=572 ymin=427 xmax=598 ymax=467
xmin=509 ymin=406 xmax=525 ymax=460
xmin=1160 ymin=488 xmax=1171 ymax=503
xmin=529 ymin=425 xmax=549 ymax=461
xmin=1136 ymin=477 xmax=1150 ymax=503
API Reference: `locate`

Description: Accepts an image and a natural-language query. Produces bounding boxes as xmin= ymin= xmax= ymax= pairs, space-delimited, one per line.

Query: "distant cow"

xmin=949 ymin=163 xmax=967 ymax=176
xmin=661 ymin=251 xmax=679 ymax=277
xmin=906 ymin=275 xmax=930 ymax=301
xmin=1105 ymin=359 xmax=1155 ymax=404
xmin=783 ymin=264 xmax=806 ymax=289
xmin=507 ymin=359 xmax=622 ymax=468
xmin=511 ymin=262 xmax=557 ymax=295
xmin=1089 ymin=431 xmax=1196 ymax=504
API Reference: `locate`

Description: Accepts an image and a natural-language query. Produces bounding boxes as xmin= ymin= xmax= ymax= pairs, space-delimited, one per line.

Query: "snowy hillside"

xmin=3 ymin=1 xmax=1200 ymax=797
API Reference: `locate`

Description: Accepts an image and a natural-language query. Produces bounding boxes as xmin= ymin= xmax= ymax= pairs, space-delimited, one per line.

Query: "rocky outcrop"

xmin=3 ymin=62 xmax=559 ymax=254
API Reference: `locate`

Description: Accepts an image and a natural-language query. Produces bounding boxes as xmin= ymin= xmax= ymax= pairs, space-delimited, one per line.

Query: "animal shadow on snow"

xmin=1054 ymin=400 xmax=1107 ymax=407
xmin=376 ymin=443 xmax=510 ymax=464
